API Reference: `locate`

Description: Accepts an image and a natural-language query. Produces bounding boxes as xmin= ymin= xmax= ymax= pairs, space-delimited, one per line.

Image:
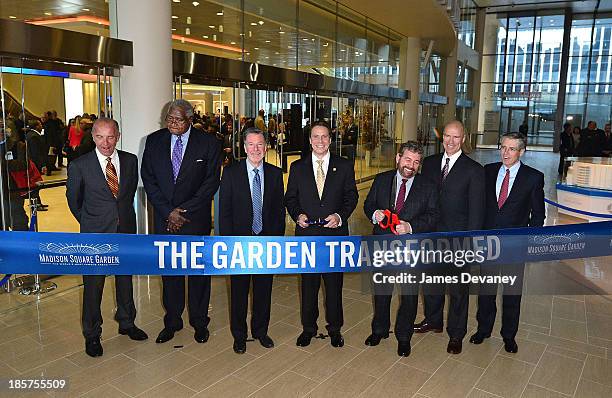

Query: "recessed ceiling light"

xmin=265 ymin=56 xmax=269 ymax=59
xmin=311 ymin=38 xmax=314 ymax=42
xmin=172 ymin=16 xmax=179 ymax=19
xmin=250 ymin=22 xmax=258 ymax=26
xmin=379 ymin=59 xmax=384 ymax=62
xmin=265 ymin=40 xmax=271 ymax=43
xmin=8 ymin=16 xmax=16 ymax=19
xmin=219 ymin=25 xmax=223 ymax=32
xmin=288 ymin=46 xmax=292 ymax=49
xmin=275 ymin=51 xmax=279 ymax=54
xmin=187 ymin=16 xmax=191 ymax=24
xmin=231 ymin=41 xmax=236 ymax=44
xmin=323 ymin=43 xmax=329 ymax=47
xmin=248 ymin=30 xmax=252 ymax=37
xmin=203 ymin=35 xmax=208 ymax=38
xmin=44 ymin=12 xmax=52 ymax=16
xmin=254 ymin=47 xmax=259 ymax=50
xmin=258 ymin=20 xmax=264 ymax=25
xmin=302 ymin=38 xmax=308 ymax=41
xmin=355 ymin=51 xmax=359 ymax=55
xmin=172 ymin=28 xmax=177 ymax=31
xmin=340 ymin=49 xmax=345 ymax=52
xmin=273 ymin=64 xmax=276 ymax=66
xmin=279 ymin=30 xmax=285 ymax=34
xmin=213 ymin=34 xmax=217 ymax=41
xmin=209 ymin=25 xmax=215 ymax=28
xmin=338 ymin=58 xmax=342 ymax=61
xmin=217 ymin=11 xmax=223 ymax=16
xmin=172 ymin=0 xmax=180 ymax=2
xmin=185 ymin=28 xmax=190 ymax=35
xmin=307 ymin=50 xmax=311 ymax=53
xmin=82 ymin=8 xmax=90 ymax=11
xmin=246 ymin=52 xmax=250 ymax=55
xmin=192 ymin=1 xmax=200 ymax=6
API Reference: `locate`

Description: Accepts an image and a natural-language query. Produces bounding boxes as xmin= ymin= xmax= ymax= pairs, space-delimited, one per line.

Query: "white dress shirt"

xmin=95 ymin=148 xmax=120 ymax=182
xmin=441 ymin=149 xmax=462 ymax=173
xmin=311 ymin=151 xmax=341 ymax=226
xmin=496 ymin=161 xmax=521 ymax=200
xmin=246 ymin=159 xmax=264 ymax=201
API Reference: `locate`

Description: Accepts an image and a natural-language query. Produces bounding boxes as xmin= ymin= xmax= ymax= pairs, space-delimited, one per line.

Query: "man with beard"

xmin=363 ymin=141 xmax=439 ymax=357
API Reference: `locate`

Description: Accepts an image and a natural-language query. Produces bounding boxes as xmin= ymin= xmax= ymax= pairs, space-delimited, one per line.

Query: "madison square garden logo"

xmin=38 ymin=243 xmax=121 ymax=266
xmin=527 ymin=232 xmax=586 ymax=256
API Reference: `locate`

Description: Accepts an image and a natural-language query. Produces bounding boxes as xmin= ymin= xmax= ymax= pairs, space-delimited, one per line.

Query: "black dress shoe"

xmin=296 ymin=332 xmax=314 ymax=347
xmin=413 ymin=320 xmax=443 ymax=334
xmin=194 ymin=327 xmax=210 ymax=343
xmin=447 ymin=338 xmax=463 ymax=354
xmin=504 ymin=339 xmax=518 ymax=353
xmin=119 ymin=326 xmax=149 ymax=341
xmin=256 ymin=335 xmax=275 ymax=349
xmin=85 ymin=338 xmax=103 ymax=357
xmin=365 ymin=333 xmax=389 ymax=346
xmin=233 ymin=339 xmax=247 ymax=354
xmin=329 ymin=333 xmax=344 ymax=348
xmin=397 ymin=341 xmax=411 ymax=357
xmin=155 ymin=328 xmax=176 ymax=344
xmin=469 ymin=332 xmax=491 ymax=345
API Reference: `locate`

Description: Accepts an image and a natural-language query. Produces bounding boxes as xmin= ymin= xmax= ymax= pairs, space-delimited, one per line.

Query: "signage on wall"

xmin=491 ymin=90 xmax=542 ymax=100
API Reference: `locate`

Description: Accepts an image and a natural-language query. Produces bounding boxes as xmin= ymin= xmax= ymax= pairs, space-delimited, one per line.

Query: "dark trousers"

xmin=1 ymin=196 xmax=28 ymax=231
xmin=301 ymin=272 xmax=343 ymax=334
xmin=476 ymin=263 xmax=525 ymax=340
xmin=422 ymin=270 xmax=469 ymax=340
xmin=162 ymin=275 xmax=211 ymax=331
xmin=372 ymin=294 xmax=418 ymax=342
xmin=82 ymin=275 xmax=136 ymax=340
xmin=230 ymin=274 xmax=273 ymax=341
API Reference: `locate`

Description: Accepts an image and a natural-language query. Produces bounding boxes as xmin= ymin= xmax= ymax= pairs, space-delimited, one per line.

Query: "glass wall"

xmin=564 ymin=15 xmax=612 ymax=128
xmin=458 ymin=0 xmax=477 ymax=49
xmin=1 ymin=1 xmax=401 ymax=88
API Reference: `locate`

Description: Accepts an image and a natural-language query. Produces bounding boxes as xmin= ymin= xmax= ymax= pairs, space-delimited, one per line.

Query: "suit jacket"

xmin=420 ymin=152 xmax=485 ymax=232
xmin=484 ymin=162 xmax=545 ymax=229
xmin=364 ymin=170 xmax=439 ymax=235
xmin=219 ymin=160 xmax=285 ymax=236
xmin=285 ymin=153 xmax=358 ymax=236
xmin=66 ymin=150 xmax=138 ymax=234
xmin=141 ymin=127 xmax=221 ymax=235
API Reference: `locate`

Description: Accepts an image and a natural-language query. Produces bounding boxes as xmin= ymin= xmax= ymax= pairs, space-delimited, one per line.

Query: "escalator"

xmin=1 ymin=88 xmax=38 ymax=127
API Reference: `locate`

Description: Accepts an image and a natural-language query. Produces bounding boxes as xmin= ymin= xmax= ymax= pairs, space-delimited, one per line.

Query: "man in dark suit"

xmin=219 ymin=128 xmax=285 ymax=354
xmin=285 ymin=120 xmax=358 ymax=348
xmin=470 ymin=132 xmax=545 ymax=354
xmin=141 ymin=99 xmax=221 ymax=345
xmin=66 ymin=118 xmax=148 ymax=358
xmin=414 ymin=120 xmax=485 ymax=354
xmin=363 ymin=141 xmax=439 ymax=357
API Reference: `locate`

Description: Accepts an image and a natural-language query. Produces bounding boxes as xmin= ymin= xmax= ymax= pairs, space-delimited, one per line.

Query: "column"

xmin=439 ymin=51 xmax=458 ymax=126
xmin=109 ymin=0 xmax=173 ymax=155
xmin=396 ymin=37 xmax=421 ymax=142
xmin=469 ymin=7 xmax=487 ymax=137
xmin=477 ymin=12 xmax=501 ymax=144
xmin=109 ymin=0 xmax=173 ymax=234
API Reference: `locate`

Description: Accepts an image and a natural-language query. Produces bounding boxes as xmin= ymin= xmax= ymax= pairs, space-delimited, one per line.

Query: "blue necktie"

xmin=252 ymin=168 xmax=263 ymax=235
xmin=172 ymin=135 xmax=183 ymax=182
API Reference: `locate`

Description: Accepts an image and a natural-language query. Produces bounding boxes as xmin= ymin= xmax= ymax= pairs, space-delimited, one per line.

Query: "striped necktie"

xmin=252 ymin=168 xmax=263 ymax=234
xmin=106 ymin=157 xmax=119 ymax=198
xmin=316 ymin=159 xmax=325 ymax=198
xmin=498 ymin=168 xmax=510 ymax=209
xmin=441 ymin=157 xmax=450 ymax=181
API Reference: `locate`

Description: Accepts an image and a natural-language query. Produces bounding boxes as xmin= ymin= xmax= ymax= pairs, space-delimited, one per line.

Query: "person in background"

xmin=558 ymin=122 xmax=574 ymax=176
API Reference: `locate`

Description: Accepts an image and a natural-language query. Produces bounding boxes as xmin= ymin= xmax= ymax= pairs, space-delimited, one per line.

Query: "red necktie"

xmin=395 ymin=178 xmax=408 ymax=213
xmin=498 ymin=169 xmax=510 ymax=209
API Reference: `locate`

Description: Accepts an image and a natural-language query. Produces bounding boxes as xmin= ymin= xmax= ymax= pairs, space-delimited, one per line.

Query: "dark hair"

xmin=243 ymin=127 xmax=266 ymax=143
xmin=398 ymin=141 xmax=423 ymax=156
xmin=310 ymin=120 xmax=331 ymax=136
xmin=501 ymin=132 xmax=527 ymax=150
xmin=563 ymin=122 xmax=572 ymax=129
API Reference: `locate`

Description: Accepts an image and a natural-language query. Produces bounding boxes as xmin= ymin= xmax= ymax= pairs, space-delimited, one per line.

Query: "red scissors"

xmin=378 ymin=209 xmax=400 ymax=235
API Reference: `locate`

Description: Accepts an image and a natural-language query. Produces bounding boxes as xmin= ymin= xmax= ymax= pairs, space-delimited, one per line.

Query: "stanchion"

xmin=15 ymin=196 xmax=57 ymax=296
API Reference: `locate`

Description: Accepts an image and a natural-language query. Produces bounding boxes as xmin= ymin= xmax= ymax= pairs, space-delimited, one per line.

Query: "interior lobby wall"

xmin=2 ymin=73 xmax=66 ymax=121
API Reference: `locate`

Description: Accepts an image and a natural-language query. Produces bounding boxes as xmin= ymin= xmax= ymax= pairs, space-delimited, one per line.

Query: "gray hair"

xmin=398 ymin=141 xmax=423 ymax=156
xmin=244 ymin=127 xmax=267 ymax=143
xmin=92 ymin=117 xmax=120 ymax=136
xmin=501 ymin=132 xmax=527 ymax=150
xmin=167 ymin=99 xmax=194 ymax=118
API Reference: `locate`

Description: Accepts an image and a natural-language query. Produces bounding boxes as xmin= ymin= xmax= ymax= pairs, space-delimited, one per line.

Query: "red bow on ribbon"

xmin=378 ymin=209 xmax=400 ymax=235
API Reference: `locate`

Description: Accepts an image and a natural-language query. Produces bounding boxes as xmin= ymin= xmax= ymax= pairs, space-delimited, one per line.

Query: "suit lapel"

xmin=117 ymin=151 xmax=127 ymax=198
xmin=241 ymin=160 xmax=254 ymax=221
xmin=304 ymin=156 xmax=320 ymax=202
xmin=176 ymin=128 xmax=199 ymax=182
xmin=161 ymin=130 xmax=174 ymax=186
xmin=502 ymin=162 xmax=525 ymax=208
xmin=320 ymin=154 xmax=336 ymax=202
xmin=443 ymin=153 xmax=463 ymax=183
xmin=262 ymin=162 xmax=272 ymax=219
xmin=88 ymin=151 xmax=115 ymax=199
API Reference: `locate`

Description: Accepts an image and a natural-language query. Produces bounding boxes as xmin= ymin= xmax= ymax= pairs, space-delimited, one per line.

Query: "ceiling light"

xmin=9 ymin=16 xmax=16 ymax=19
xmin=250 ymin=22 xmax=258 ymax=26
xmin=323 ymin=42 xmax=329 ymax=47
xmin=203 ymin=35 xmax=208 ymax=38
xmin=265 ymin=40 xmax=271 ymax=43
xmin=355 ymin=51 xmax=359 ymax=55
xmin=82 ymin=8 xmax=90 ymax=11
xmin=279 ymin=30 xmax=285 ymax=34
xmin=288 ymin=46 xmax=292 ymax=49
xmin=217 ymin=11 xmax=224 ymax=16
xmin=246 ymin=52 xmax=250 ymax=55
xmin=254 ymin=47 xmax=259 ymax=50
xmin=379 ymin=59 xmax=384 ymax=62
xmin=265 ymin=56 xmax=269 ymax=59
xmin=311 ymin=38 xmax=315 ymax=42
xmin=213 ymin=34 xmax=217 ymax=41
xmin=275 ymin=51 xmax=279 ymax=54
xmin=340 ymin=49 xmax=345 ymax=52
xmin=192 ymin=1 xmax=200 ymax=6
xmin=185 ymin=28 xmax=190 ymax=35
xmin=258 ymin=20 xmax=264 ymax=25
xmin=219 ymin=25 xmax=223 ymax=32
xmin=249 ymin=30 xmax=252 ymax=37
xmin=173 ymin=16 xmax=179 ymax=19
xmin=273 ymin=64 xmax=276 ymax=66
xmin=44 ymin=12 xmax=52 ymax=16
xmin=173 ymin=0 xmax=180 ymax=2
xmin=307 ymin=50 xmax=311 ymax=53
xmin=187 ymin=16 xmax=191 ymax=24
xmin=172 ymin=28 xmax=177 ymax=31
xmin=231 ymin=41 xmax=236 ymax=45
xmin=209 ymin=25 xmax=215 ymax=28
xmin=302 ymin=38 xmax=308 ymax=41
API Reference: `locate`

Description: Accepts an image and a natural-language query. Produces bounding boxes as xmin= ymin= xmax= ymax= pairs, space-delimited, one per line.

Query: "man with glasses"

xmin=141 ymin=99 xmax=221 ymax=345
xmin=285 ymin=120 xmax=358 ymax=348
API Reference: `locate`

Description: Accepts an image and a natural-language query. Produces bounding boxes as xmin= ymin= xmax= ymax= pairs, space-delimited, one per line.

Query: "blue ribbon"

xmin=544 ymin=198 xmax=612 ymax=219
xmin=0 ymin=221 xmax=610 ymax=276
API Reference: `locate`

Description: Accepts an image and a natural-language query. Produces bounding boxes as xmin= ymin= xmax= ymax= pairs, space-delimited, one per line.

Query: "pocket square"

xmin=332 ymin=167 xmax=337 ymax=172
xmin=196 ymin=159 xmax=204 ymax=162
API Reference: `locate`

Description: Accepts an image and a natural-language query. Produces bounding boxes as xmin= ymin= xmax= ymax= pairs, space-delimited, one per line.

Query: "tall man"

xmin=285 ymin=120 xmax=358 ymax=348
xmin=66 ymin=118 xmax=148 ymax=358
xmin=219 ymin=128 xmax=285 ymax=354
xmin=414 ymin=120 xmax=485 ymax=354
xmin=141 ymin=99 xmax=221 ymax=344
xmin=470 ymin=132 xmax=545 ymax=354
xmin=363 ymin=141 xmax=439 ymax=357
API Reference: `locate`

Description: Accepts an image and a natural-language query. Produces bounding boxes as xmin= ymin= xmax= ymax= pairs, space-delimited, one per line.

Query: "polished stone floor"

xmin=1 ymin=149 xmax=611 ymax=397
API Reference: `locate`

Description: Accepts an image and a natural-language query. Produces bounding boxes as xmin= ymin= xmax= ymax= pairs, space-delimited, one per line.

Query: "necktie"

xmin=441 ymin=157 xmax=450 ymax=181
xmin=106 ymin=157 xmax=119 ymax=198
xmin=172 ymin=135 xmax=183 ymax=182
xmin=316 ymin=159 xmax=325 ymax=198
xmin=252 ymin=168 xmax=263 ymax=234
xmin=395 ymin=178 xmax=408 ymax=213
xmin=498 ymin=168 xmax=510 ymax=209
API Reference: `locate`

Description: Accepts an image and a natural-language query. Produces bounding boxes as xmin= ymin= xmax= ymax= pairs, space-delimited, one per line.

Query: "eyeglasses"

xmin=166 ymin=115 xmax=188 ymax=125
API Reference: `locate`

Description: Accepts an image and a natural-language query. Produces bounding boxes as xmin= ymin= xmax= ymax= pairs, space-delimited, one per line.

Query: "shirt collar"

xmin=500 ymin=160 xmax=522 ymax=174
xmin=395 ymin=170 xmax=414 ymax=183
xmin=172 ymin=126 xmax=192 ymax=141
xmin=95 ymin=148 xmax=118 ymax=162
xmin=443 ymin=149 xmax=462 ymax=163
xmin=312 ymin=151 xmax=330 ymax=165
xmin=246 ymin=159 xmax=263 ymax=173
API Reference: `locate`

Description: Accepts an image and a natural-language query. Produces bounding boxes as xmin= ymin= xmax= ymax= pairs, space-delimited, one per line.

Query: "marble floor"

xmin=1 ymin=149 xmax=611 ymax=397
